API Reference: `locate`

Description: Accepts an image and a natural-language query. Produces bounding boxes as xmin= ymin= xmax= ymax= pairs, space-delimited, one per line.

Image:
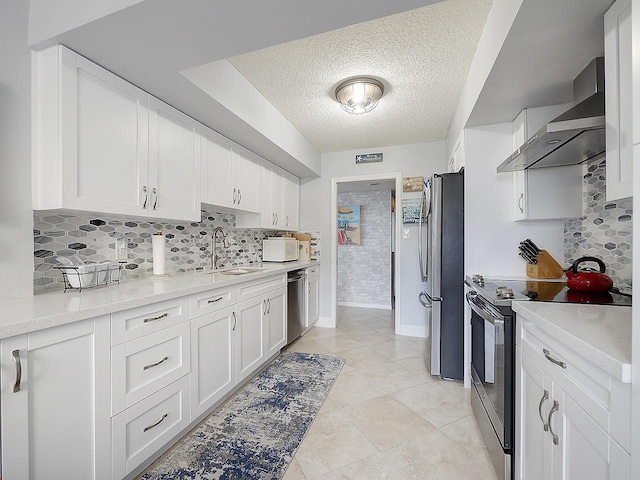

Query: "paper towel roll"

xmin=152 ymin=232 xmax=166 ymax=275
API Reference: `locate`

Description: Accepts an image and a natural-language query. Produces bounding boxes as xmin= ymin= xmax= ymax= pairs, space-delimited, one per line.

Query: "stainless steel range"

xmin=466 ymin=274 xmax=632 ymax=480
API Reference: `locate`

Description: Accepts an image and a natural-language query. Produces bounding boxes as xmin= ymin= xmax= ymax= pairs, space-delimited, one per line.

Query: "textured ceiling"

xmin=229 ymin=0 xmax=493 ymax=153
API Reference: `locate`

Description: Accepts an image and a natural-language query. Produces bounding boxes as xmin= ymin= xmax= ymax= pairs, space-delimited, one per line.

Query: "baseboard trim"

xmin=314 ymin=315 xmax=335 ymax=328
xmin=338 ymin=301 xmax=392 ymax=310
xmin=396 ymin=324 xmax=428 ymax=338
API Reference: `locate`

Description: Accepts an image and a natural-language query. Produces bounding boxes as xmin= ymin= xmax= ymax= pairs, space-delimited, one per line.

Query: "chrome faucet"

xmin=211 ymin=227 xmax=230 ymax=270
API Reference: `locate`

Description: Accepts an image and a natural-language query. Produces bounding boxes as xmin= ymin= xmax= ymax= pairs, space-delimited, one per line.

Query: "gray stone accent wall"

xmin=337 ymin=190 xmax=392 ymax=308
xmin=33 ymin=209 xmax=320 ymax=293
xmin=564 ymin=159 xmax=632 ymax=285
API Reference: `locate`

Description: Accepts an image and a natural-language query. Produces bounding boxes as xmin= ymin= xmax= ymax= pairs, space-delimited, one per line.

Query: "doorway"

xmin=331 ymin=173 xmax=402 ymax=331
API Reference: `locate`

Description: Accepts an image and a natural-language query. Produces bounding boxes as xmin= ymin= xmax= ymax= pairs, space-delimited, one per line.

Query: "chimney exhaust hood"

xmin=497 ymin=57 xmax=605 ymax=173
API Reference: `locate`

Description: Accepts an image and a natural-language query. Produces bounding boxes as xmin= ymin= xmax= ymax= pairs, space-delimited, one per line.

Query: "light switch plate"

xmin=403 ymin=228 xmax=410 ymax=239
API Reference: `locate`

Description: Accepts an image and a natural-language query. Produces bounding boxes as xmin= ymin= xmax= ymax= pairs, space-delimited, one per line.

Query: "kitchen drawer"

xmin=190 ymin=286 xmax=236 ymax=319
xmin=236 ymin=273 xmax=287 ymax=302
xmin=112 ymin=323 xmax=190 ymax=415
xmin=111 ymin=297 xmax=190 ymax=345
xmin=306 ymin=266 xmax=319 ymax=278
xmin=112 ymin=376 xmax=191 ymax=478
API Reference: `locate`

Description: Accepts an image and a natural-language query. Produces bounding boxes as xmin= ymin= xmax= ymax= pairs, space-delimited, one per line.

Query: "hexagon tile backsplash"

xmin=564 ymin=159 xmax=632 ymax=286
xmin=33 ymin=209 xmax=320 ymax=293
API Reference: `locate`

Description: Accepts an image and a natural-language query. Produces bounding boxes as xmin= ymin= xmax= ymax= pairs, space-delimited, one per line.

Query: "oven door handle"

xmin=466 ymin=292 xmax=505 ymax=327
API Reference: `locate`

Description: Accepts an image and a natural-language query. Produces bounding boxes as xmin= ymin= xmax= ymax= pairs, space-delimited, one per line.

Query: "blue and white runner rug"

xmin=140 ymin=352 xmax=344 ymax=480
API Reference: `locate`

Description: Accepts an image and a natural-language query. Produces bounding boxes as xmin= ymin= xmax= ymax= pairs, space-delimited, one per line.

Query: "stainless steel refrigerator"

xmin=418 ymin=170 xmax=464 ymax=380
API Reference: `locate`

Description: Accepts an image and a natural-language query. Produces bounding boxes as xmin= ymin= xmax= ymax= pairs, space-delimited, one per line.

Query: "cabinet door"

xmin=234 ymin=149 xmax=262 ymax=213
xmin=266 ymin=287 xmax=287 ymax=358
xmin=201 ymin=126 xmax=235 ymax=209
xmin=259 ymin=161 xmax=275 ymax=228
xmin=191 ymin=306 xmax=236 ymax=419
xmin=552 ymin=390 xmax=627 ymax=480
xmin=605 ymin=0 xmax=633 ymax=200
xmin=306 ymin=274 xmax=319 ymax=327
xmin=235 ymin=296 xmax=266 ymax=383
xmin=282 ymin=170 xmax=300 ymax=231
xmin=516 ymin=349 xmax=553 ymax=480
xmin=149 ymin=98 xmax=202 ymax=221
xmin=1 ymin=317 xmax=111 ymax=480
xmin=62 ymin=49 xmax=150 ymax=217
xmin=271 ymin=166 xmax=285 ymax=228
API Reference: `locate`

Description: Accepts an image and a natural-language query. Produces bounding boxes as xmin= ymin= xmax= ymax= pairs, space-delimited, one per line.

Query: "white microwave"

xmin=262 ymin=238 xmax=299 ymax=262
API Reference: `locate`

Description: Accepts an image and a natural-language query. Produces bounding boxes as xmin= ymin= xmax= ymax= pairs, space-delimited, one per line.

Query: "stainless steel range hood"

xmin=497 ymin=57 xmax=605 ymax=173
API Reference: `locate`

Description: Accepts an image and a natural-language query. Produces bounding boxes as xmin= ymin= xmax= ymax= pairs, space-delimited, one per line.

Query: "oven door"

xmin=467 ymin=291 xmax=513 ymax=453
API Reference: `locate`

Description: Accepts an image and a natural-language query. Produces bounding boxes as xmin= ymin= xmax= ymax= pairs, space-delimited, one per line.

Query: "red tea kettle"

xmin=565 ymin=256 xmax=613 ymax=293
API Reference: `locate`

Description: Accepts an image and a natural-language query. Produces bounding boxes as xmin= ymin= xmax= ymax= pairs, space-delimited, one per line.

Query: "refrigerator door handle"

xmin=418 ymin=291 xmax=431 ymax=308
xmin=418 ymin=190 xmax=425 ymax=281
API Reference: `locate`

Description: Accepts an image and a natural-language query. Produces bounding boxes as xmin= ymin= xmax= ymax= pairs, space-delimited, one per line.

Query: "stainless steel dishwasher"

xmin=286 ymin=269 xmax=306 ymax=345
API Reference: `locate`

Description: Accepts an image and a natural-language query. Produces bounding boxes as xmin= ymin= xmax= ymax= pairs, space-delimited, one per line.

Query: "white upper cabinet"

xmin=282 ymin=170 xmax=300 ymax=231
xmin=448 ymin=131 xmax=465 ymax=173
xmin=511 ymin=107 xmax=583 ymax=221
xmin=149 ymin=98 xmax=202 ymax=221
xmin=33 ymin=45 xmax=201 ymax=221
xmin=201 ymin=126 xmax=261 ymax=214
xmin=605 ymin=0 xmax=633 ymax=200
xmin=233 ymin=148 xmax=262 ymax=213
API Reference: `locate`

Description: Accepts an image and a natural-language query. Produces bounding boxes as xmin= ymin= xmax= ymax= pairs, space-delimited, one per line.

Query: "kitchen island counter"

xmin=512 ymin=300 xmax=631 ymax=383
xmin=0 ymin=260 xmax=319 ymax=339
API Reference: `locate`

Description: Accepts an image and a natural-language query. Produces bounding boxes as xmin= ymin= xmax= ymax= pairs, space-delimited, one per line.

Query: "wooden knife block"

xmin=526 ymin=250 xmax=565 ymax=279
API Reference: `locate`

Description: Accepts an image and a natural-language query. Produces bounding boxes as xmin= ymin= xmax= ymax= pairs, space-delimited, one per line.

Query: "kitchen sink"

xmin=207 ymin=267 xmax=265 ymax=275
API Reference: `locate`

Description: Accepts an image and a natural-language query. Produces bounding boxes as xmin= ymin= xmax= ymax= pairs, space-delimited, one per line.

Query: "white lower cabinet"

xmin=515 ymin=314 xmax=631 ymax=480
xmin=265 ymin=287 xmax=287 ymax=358
xmin=517 ymin=348 xmax=630 ymax=480
xmin=112 ymin=376 xmax=191 ymax=479
xmin=190 ymin=306 xmax=236 ymax=419
xmin=305 ymin=267 xmax=319 ymax=328
xmin=235 ymin=295 xmax=267 ymax=383
xmin=0 ymin=317 xmax=111 ymax=480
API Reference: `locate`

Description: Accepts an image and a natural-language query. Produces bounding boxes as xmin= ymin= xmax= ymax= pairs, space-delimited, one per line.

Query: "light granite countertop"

xmin=0 ymin=260 xmax=319 ymax=340
xmin=512 ymin=301 xmax=632 ymax=383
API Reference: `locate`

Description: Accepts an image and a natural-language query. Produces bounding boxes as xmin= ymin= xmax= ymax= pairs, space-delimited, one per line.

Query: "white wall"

xmin=445 ymin=0 xmax=523 ymax=158
xmin=300 ymin=142 xmax=446 ymax=335
xmin=464 ymin=123 xmax=565 ymax=277
xmin=0 ymin=1 xmax=35 ymax=299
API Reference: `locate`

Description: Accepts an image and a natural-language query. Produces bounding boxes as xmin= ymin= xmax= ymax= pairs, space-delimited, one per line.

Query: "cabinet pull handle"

xmin=208 ymin=296 xmax=223 ymax=304
xmin=267 ymin=298 xmax=271 ymax=314
xmin=152 ymin=187 xmax=158 ymax=210
xmin=233 ymin=188 xmax=237 ymax=204
xmin=538 ymin=389 xmax=549 ymax=431
xmin=238 ymin=189 xmax=241 ymax=204
xmin=547 ymin=400 xmax=559 ymax=445
xmin=275 ymin=213 xmax=278 ymax=225
xmin=263 ymin=299 xmax=267 ymax=315
xmin=142 ymin=186 xmax=148 ymax=209
xmin=143 ymin=312 xmax=169 ymax=323
xmin=143 ymin=356 xmax=169 ymax=370
xmin=143 ymin=413 xmax=168 ymax=432
xmin=12 ymin=349 xmax=21 ymax=393
xmin=543 ymin=349 xmax=566 ymax=369
xmin=232 ymin=311 xmax=237 ymax=331
xmin=309 ymin=283 xmax=311 ymax=294
xmin=272 ymin=213 xmax=275 ymax=225
xmin=518 ymin=193 xmax=524 ymax=213
xmin=286 ymin=216 xmax=289 ymax=227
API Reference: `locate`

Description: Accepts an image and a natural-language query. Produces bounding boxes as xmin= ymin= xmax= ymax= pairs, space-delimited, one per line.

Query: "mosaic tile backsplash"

xmin=564 ymin=159 xmax=632 ymax=286
xmin=34 ymin=209 xmax=320 ymax=293
xmin=337 ymin=190 xmax=392 ymax=308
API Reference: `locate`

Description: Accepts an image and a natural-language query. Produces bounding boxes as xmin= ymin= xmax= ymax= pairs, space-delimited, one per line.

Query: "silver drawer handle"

xmin=233 ymin=188 xmax=237 ymax=204
xmin=142 ymin=186 xmax=148 ymax=209
xmin=543 ymin=348 xmax=566 ymax=369
xmin=152 ymin=187 xmax=158 ymax=210
xmin=548 ymin=400 xmax=559 ymax=445
xmin=237 ymin=189 xmax=241 ymax=204
xmin=12 ymin=350 xmax=21 ymax=393
xmin=538 ymin=389 xmax=549 ymax=431
xmin=207 ymin=296 xmax=223 ymax=304
xmin=143 ymin=413 xmax=168 ymax=432
xmin=143 ymin=312 xmax=169 ymax=323
xmin=232 ymin=311 xmax=237 ymax=331
xmin=143 ymin=356 xmax=169 ymax=370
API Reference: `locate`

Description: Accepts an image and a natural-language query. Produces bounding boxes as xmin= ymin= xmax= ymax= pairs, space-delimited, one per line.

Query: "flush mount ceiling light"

xmin=335 ymin=77 xmax=384 ymax=115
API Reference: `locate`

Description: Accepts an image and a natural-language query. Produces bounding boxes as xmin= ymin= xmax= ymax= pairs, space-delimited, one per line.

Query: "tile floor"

xmin=282 ymin=306 xmax=498 ymax=480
